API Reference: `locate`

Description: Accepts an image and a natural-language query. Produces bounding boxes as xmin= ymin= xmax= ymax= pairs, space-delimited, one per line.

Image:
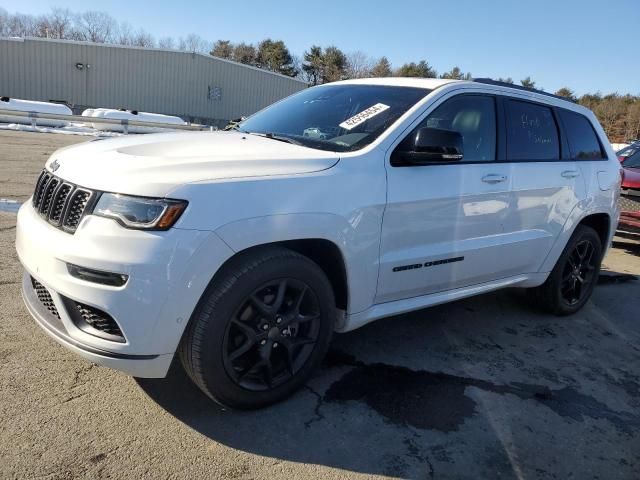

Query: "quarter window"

xmin=412 ymin=95 xmax=497 ymax=162
xmin=506 ymin=100 xmax=559 ymax=161
xmin=558 ymin=109 xmax=605 ymax=160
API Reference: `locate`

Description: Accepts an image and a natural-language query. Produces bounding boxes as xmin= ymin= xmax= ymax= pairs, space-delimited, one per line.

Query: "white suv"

xmin=16 ymin=78 xmax=621 ymax=408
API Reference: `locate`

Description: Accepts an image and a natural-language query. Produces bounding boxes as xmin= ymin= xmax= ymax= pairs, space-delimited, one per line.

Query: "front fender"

xmin=215 ymin=212 xmax=381 ymax=314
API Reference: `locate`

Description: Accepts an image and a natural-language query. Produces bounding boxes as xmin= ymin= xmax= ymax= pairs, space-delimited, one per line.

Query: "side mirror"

xmin=392 ymin=127 xmax=464 ymax=165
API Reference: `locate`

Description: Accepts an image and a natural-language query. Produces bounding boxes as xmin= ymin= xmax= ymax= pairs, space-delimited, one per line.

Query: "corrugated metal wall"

xmin=0 ymin=37 xmax=307 ymax=124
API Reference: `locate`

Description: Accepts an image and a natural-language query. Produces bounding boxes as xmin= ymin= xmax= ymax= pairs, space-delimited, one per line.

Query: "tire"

xmin=179 ymin=246 xmax=335 ymax=409
xmin=529 ymin=225 xmax=603 ymax=316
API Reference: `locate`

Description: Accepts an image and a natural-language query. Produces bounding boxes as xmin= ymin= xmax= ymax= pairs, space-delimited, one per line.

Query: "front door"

xmin=376 ymin=93 xmax=513 ymax=304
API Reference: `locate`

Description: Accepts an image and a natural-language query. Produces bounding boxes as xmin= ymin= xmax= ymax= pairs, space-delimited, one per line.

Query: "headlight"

xmin=92 ymin=193 xmax=187 ymax=230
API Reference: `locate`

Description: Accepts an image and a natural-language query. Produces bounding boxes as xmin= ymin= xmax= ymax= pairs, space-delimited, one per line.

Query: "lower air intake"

xmin=31 ymin=277 xmax=60 ymax=319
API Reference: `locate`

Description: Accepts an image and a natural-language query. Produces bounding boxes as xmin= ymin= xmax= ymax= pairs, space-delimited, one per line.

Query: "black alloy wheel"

xmin=179 ymin=246 xmax=335 ymax=409
xmin=528 ymin=224 xmax=603 ymax=316
xmin=222 ymin=278 xmax=321 ymax=391
xmin=559 ymin=239 xmax=598 ymax=306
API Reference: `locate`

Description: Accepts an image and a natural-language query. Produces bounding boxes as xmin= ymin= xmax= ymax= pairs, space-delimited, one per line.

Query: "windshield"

xmin=618 ymin=142 xmax=640 ymax=158
xmin=239 ymin=84 xmax=430 ymax=152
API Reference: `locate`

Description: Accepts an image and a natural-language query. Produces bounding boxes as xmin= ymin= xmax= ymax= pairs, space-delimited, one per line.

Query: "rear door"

xmin=503 ymin=98 xmax=587 ymax=274
xmin=376 ymin=93 xmax=514 ymax=304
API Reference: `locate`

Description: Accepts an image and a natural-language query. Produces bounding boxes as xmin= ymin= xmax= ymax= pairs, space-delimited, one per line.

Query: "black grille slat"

xmin=49 ymin=184 xmax=72 ymax=224
xmin=63 ymin=190 xmax=91 ymax=230
xmin=31 ymin=277 xmax=60 ymax=319
xmin=33 ymin=171 xmax=49 ymax=209
xmin=31 ymin=169 xmax=93 ymax=234
xmin=74 ymin=302 xmax=124 ymax=339
xmin=39 ymin=178 xmax=59 ymax=216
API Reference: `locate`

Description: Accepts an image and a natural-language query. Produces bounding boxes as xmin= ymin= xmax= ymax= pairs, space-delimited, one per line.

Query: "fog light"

xmin=67 ymin=263 xmax=128 ymax=287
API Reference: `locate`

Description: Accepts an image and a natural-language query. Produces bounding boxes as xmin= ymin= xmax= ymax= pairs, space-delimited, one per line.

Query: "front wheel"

xmin=179 ymin=246 xmax=335 ymax=409
xmin=529 ymin=225 xmax=603 ymax=315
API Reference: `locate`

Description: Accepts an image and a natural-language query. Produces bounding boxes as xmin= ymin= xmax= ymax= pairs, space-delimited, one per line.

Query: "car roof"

xmin=327 ymin=77 xmax=592 ymax=117
xmin=329 ymin=77 xmax=459 ymax=89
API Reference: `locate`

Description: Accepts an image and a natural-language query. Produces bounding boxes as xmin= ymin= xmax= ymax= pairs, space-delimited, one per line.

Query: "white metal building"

xmin=0 ymin=37 xmax=307 ymax=126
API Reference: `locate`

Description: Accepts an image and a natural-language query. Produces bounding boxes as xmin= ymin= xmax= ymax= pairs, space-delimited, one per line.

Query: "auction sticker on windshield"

xmin=339 ymin=103 xmax=390 ymax=130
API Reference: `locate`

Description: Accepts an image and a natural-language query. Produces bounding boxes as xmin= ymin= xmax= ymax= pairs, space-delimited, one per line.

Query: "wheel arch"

xmin=539 ymin=208 xmax=613 ymax=274
xmin=213 ymin=239 xmax=349 ymax=312
xmin=577 ymin=212 xmax=611 ymax=251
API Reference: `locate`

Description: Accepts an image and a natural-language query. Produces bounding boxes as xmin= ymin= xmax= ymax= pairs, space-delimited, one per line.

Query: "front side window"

xmin=506 ymin=100 xmax=559 ymax=161
xmin=559 ymin=109 xmax=604 ymax=160
xmin=239 ymin=85 xmax=429 ymax=152
xmin=406 ymin=94 xmax=497 ymax=162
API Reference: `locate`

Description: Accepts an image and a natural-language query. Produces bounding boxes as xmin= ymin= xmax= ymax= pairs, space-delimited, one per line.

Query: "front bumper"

xmin=16 ymin=200 xmax=233 ymax=377
xmin=21 ymin=271 xmax=173 ymax=377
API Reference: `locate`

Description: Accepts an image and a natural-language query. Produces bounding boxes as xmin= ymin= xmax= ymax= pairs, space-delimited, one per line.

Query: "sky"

xmin=2 ymin=0 xmax=638 ymax=96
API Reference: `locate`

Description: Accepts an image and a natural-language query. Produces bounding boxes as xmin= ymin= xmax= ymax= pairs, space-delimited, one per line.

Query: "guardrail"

xmin=0 ymin=108 xmax=213 ymax=134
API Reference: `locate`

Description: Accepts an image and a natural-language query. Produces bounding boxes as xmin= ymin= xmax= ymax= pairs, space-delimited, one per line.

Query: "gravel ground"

xmin=1 ymin=130 xmax=639 ymax=479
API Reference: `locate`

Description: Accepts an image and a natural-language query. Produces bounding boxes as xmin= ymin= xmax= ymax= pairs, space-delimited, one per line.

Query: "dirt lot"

xmin=1 ymin=130 xmax=639 ymax=479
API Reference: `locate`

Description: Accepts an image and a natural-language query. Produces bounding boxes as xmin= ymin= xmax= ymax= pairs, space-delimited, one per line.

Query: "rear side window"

xmin=506 ymin=100 xmax=559 ymax=161
xmin=558 ymin=109 xmax=605 ymax=160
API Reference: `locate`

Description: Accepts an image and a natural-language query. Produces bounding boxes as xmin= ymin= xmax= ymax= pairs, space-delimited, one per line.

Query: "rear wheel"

xmin=179 ymin=246 xmax=335 ymax=409
xmin=529 ymin=225 xmax=602 ymax=315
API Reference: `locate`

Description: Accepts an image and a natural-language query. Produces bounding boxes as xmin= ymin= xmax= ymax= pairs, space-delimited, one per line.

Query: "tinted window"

xmin=559 ymin=110 xmax=604 ymax=160
xmin=413 ymin=95 xmax=497 ymax=161
xmin=506 ymin=100 xmax=559 ymax=160
xmin=239 ymin=85 xmax=429 ymax=152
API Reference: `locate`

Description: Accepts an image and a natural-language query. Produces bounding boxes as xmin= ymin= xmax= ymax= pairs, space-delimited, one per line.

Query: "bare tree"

xmin=74 ymin=11 xmax=117 ymax=43
xmin=346 ymin=51 xmax=374 ymax=79
xmin=157 ymin=36 xmax=175 ymax=49
xmin=132 ymin=30 xmax=154 ymax=48
xmin=116 ymin=21 xmax=134 ymax=45
xmin=0 ymin=7 xmax=7 ymax=36
xmin=179 ymin=33 xmax=208 ymax=53
xmin=46 ymin=8 xmax=74 ymax=39
xmin=5 ymin=13 xmax=38 ymax=37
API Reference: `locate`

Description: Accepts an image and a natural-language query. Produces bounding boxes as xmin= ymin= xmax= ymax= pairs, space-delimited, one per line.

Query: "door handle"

xmin=481 ymin=174 xmax=507 ymax=184
xmin=561 ymin=170 xmax=580 ymax=178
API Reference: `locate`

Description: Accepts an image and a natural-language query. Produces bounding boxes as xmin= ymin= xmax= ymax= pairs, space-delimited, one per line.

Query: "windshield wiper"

xmin=252 ymin=132 xmax=303 ymax=146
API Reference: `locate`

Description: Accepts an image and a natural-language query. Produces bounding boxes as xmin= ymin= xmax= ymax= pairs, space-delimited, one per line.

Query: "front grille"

xmin=619 ymin=193 xmax=640 ymax=213
xmin=31 ymin=277 xmax=60 ymax=319
xmin=31 ymin=169 xmax=95 ymax=233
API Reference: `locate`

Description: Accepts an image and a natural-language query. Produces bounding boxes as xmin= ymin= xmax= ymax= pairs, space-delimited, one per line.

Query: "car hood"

xmin=47 ymin=131 xmax=340 ymax=197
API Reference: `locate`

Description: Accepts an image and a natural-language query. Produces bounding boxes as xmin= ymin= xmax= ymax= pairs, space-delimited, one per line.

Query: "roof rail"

xmin=472 ymin=78 xmax=576 ymax=103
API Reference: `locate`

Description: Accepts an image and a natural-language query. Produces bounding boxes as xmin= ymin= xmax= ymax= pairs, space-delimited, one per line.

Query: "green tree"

xmin=302 ymin=45 xmax=324 ymax=85
xmin=256 ymin=39 xmax=297 ymax=77
xmin=233 ymin=42 xmax=256 ymax=65
xmin=395 ymin=60 xmax=437 ymax=78
xmin=440 ymin=66 xmax=471 ymax=80
xmin=322 ymin=46 xmax=347 ymax=83
xmin=302 ymin=45 xmax=347 ymax=84
xmin=370 ymin=56 xmax=392 ymax=77
xmin=520 ymin=76 xmax=536 ymax=89
xmin=211 ymin=39 xmax=233 ymax=59
xmin=554 ymin=87 xmax=576 ymax=101
xmin=496 ymin=77 xmax=514 ymax=84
